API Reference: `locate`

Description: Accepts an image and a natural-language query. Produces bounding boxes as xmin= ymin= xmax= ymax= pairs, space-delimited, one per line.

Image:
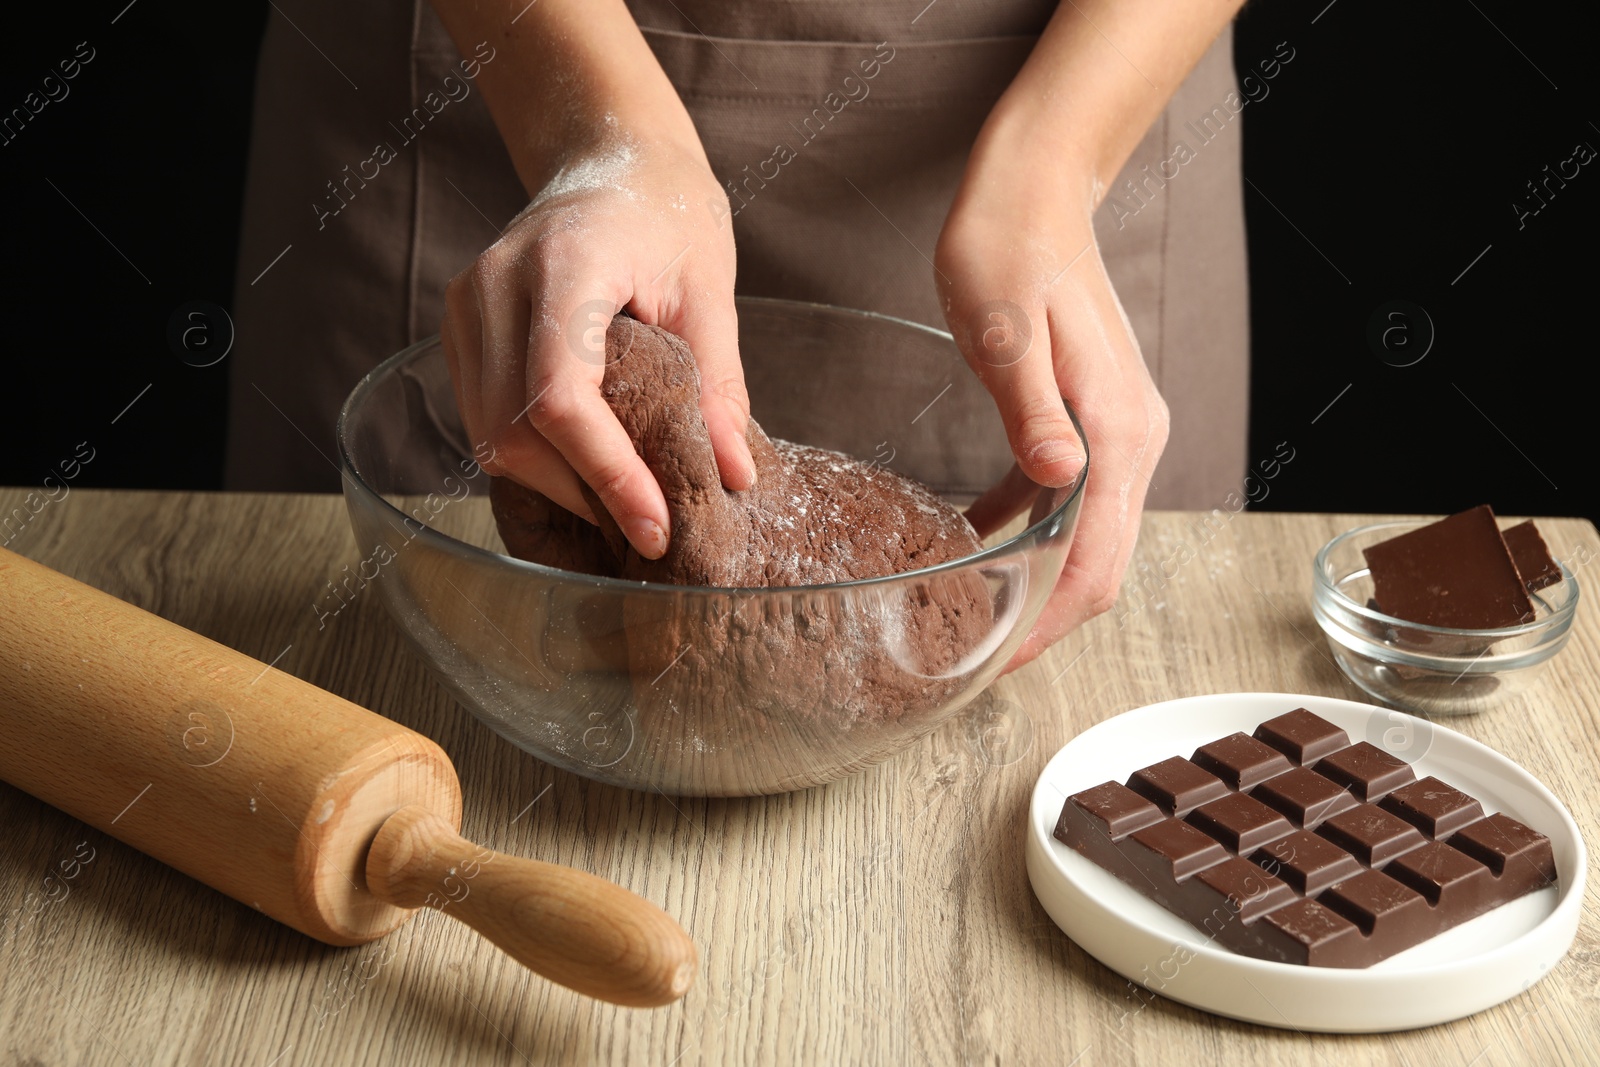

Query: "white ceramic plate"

xmin=1026 ymin=692 xmax=1585 ymax=1032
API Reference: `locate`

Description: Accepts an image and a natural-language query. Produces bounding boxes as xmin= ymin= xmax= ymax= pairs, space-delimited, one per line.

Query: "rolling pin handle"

xmin=365 ymin=805 xmax=696 ymax=1007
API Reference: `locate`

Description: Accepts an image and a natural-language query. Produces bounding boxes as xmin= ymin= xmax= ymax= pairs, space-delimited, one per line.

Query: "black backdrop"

xmin=1234 ymin=1 xmax=1595 ymax=523
xmin=2 ymin=2 xmax=1594 ymax=523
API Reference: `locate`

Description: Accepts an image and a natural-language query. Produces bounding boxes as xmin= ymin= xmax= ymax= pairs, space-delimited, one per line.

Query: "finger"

xmin=1002 ymin=553 xmax=1091 ymax=673
xmin=661 ymin=284 xmax=755 ymax=491
xmin=447 ymin=262 xmax=585 ymax=517
xmin=485 ymin=422 xmax=597 ymax=524
xmin=475 ymin=254 xmax=537 ymax=446
xmin=442 ymin=268 xmax=487 ymax=453
xmin=959 ymin=301 xmax=1084 ymax=488
xmin=1003 ymin=308 xmax=1165 ymax=669
xmin=528 ymin=377 xmax=670 ymax=557
xmin=526 ymin=292 xmax=672 ymax=559
xmin=963 ymin=461 xmax=1040 ymax=540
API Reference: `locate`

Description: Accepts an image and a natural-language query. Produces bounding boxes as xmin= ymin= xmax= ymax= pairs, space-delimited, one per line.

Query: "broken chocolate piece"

xmin=1362 ymin=505 xmax=1535 ymax=628
xmin=1502 ymin=520 xmax=1562 ymax=594
xmin=1052 ymin=707 xmax=1557 ymax=967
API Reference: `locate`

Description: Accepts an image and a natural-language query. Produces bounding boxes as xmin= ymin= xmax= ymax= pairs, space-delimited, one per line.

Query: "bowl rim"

xmin=335 ymin=296 xmax=1088 ymax=595
xmin=1313 ymin=519 xmax=1580 ymax=640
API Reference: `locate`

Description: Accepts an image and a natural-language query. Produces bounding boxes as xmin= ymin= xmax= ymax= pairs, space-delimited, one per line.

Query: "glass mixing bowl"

xmin=337 ymin=297 xmax=1085 ymax=795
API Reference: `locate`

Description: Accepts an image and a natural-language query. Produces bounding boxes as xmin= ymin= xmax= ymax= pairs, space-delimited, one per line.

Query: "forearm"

xmin=428 ymin=0 xmax=702 ymax=195
xmin=976 ymin=0 xmax=1247 ymax=206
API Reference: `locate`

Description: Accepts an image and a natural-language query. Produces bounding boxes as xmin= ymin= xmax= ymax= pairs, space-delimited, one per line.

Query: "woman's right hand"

xmin=442 ymin=134 xmax=752 ymax=560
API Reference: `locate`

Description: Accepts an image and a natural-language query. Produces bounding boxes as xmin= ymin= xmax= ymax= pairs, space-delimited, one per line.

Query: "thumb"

xmin=956 ymin=299 xmax=1083 ymax=488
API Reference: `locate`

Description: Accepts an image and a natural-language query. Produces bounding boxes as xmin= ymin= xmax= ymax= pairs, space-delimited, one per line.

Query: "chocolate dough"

xmin=491 ymin=315 xmax=993 ymax=783
xmin=493 ymin=315 xmax=982 ymax=585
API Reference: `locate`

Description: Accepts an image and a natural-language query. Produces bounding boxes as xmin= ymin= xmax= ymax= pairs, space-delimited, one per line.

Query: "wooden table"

xmin=1 ymin=490 xmax=1596 ymax=1066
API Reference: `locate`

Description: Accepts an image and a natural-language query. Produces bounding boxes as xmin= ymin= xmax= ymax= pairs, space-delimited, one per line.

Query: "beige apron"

xmin=226 ymin=0 xmax=1248 ymax=507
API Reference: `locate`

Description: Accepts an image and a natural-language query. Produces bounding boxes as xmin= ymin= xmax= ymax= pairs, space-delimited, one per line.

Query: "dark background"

xmin=2 ymin=1 xmax=1594 ymax=523
xmin=2 ymin=2 xmax=266 ymax=492
xmin=1234 ymin=0 xmax=1594 ymax=523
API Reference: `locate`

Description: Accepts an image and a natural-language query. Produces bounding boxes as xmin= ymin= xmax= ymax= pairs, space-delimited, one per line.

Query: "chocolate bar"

xmin=1053 ymin=708 xmax=1556 ymax=967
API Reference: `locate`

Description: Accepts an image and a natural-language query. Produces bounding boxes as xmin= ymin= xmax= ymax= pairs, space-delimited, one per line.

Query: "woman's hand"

xmin=430 ymin=0 xmax=750 ymax=560
xmin=936 ymin=0 xmax=1245 ymax=669
xmin=442 ymin=134 xmax=751 ymax=561
xmin=936 ymin=112 xmax=1168 ymax=671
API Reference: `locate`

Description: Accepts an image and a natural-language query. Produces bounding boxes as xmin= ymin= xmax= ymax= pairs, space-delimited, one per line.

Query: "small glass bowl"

xmin=1312 ymin=521 xmax=1578 ymax=716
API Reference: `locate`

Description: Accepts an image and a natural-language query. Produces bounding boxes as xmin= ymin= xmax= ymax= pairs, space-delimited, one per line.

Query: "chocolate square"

xmin=1448 ymin=812 xmax=1558 ymax=893
xmin=1258 ymin=899 xmax=1364 ymax=967
xmin=1320 ymin=870 xmax=1434 ymax=941
xmin=1379 ymin=777 xmax=1486 ymax=840
xmin=1191 ymin=732 xmax=1295 ymax=791
xmin=1316 ymin=804 xmax=1428 ymax=867
xmin=1058 ymin=781 xmax=1165 ymax=845
xmin=1254 ymin=708 xmax=1351 ymax=766
xmin=1126 ymin=757 xmax=1230 ymax=817
xmin=1314 ymin=742 xmax=1416 ymax=802
xmin=1125 ymin=819 xmax=1230 ymax=882
xmin=1253 ymin=766 xmax=1360 ymax=829
xmin=1186 ymin=793 xmax=1296 ymax=854
xmin=1189 ymin=858 xmax=1299 ymax=923
xmin=1386 ymin=840 xmax=1495 ymax=915
xmin=1251 ymin=830 xmax=1365 ymax=896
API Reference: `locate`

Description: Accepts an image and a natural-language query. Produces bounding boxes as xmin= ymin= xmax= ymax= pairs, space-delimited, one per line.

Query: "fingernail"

xmin=1025 ymin=444 xmax=1086 ymax=488
xmin=716 ymin=430 xmax=756 ymax=491
xmin=1027 ymin=438 xmax=1085 ymax=472
xmin=733 ymin=437 xmax=757 ymax=490
xmin=627 ymin=516 xmax=669 ymax=560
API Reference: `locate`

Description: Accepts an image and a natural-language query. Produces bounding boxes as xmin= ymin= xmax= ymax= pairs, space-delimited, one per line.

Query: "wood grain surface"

xmin=1 ymin=489 xmax=1596 ymax=1066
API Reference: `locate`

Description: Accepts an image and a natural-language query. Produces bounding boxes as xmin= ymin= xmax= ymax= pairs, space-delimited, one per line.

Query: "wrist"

xmin=433 ymin=0 xmax=705 ymax=197
xmin=944 ymin=100 xmax=1099 ymax=254
xmin=536 ymin=108 xmax=704 ymax=189
xmin=965 ymin=91 xmax=1102 ymax=214
xmin=508 ymin=82 xmax=706 ymax=197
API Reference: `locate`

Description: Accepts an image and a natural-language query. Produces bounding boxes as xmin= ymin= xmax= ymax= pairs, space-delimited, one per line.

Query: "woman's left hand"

xmin=935 ymin=108 xmax=1169 ymax=672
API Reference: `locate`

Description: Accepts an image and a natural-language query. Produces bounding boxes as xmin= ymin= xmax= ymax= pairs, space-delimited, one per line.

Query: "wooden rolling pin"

xmin=0 ymin=546 xmax=695 ymax=1007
